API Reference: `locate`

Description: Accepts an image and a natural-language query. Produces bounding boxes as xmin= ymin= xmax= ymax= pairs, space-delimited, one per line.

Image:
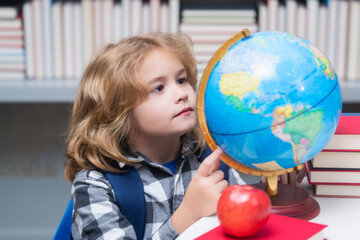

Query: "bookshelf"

xmin=0 ymin=0 xmax=360 ymax=104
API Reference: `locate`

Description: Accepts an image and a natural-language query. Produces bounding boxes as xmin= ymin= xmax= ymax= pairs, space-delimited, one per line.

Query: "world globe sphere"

xmin=197 ymin=30 xmax=342 ymax=176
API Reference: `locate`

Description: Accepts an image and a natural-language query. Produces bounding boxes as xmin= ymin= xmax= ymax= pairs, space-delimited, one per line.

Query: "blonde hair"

xmin=64 ymin=33 xmax=205 ymax=182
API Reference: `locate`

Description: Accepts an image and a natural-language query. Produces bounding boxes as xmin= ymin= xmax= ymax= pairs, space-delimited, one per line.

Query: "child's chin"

xmin=178 ymin=122 xmax=197 ymax=135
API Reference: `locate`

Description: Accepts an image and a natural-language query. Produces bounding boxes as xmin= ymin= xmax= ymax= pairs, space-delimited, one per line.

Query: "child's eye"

xmin=177 ymin=78 xmax=187 ymax=84
xmin=154 ymin=85 xmax=164 ymax=93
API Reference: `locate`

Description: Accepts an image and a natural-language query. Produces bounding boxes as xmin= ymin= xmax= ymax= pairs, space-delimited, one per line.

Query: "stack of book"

xmin=179 ymin=4 xmax=258 ymax=82
xmin=21 ymin=0 xmax=179 ymax=80
xmin=0 ymin=5 xmax=25 ymax=81
xmin=306 ymin=114 xmax=360 ymax=198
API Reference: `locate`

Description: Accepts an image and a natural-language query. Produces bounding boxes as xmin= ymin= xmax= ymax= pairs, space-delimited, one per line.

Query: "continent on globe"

xmin=220 ymin=71 xmax=261 ymax=113
xmin=271 ymin=106 xmax=323 ymax=166
xmin=308 ymin=44 xmax=335 ymax=79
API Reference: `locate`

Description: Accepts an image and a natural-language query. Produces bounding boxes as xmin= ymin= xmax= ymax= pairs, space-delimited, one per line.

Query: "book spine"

xmin=317 ymin=3 xmax=328 ymax=53
xmin=63 ymin=1 xmax=75 ymax=78
xmin=277 ymin=3 xmax=286 ymax=32
xmin=336 ymin=0 xmax=350 ymax=80
xmin=0 ymin=7 xmax=17 ymax=19
xmin=0 ymin=55 xmax=25 ymax=64
xmin=0 ymin=63 xmax=26 ymax=71
xmin=346 ymin=0 xmax=360 ymax=81
xmin=122 ymin=0 xmax=131 ymax=38
xmin=285 ymin=0 xmax=297 ymax=35
xmin=296 ymin=2 xmax=307 ymax=39
xmin=81 ymin=0 xmax=93 ymax=67
xmin=93 ymin=0 xmax=101 ymax=52
xmin=326 ymin=0 xmax=339 ymax=72
xmin=160 ymin=2 xmax=169 ymax=33
xmin=33 ymin=0 xmax=44 ymax=79
xmin=169 ymin=0 xmax=180 ymax=33
xmin=182 ymin=9 xmax=256 ymax=18
xmin=314 ymin=184 xmax=360 ymax=198
xmin=335 ymin=115 xmax=360 ymax=134
xmin=103 ymin=0 xmax=113 ymax=44
xmin=74 ymin=2 xmax=82 ymax=79
xmin=306 ymin=0 xmax=319 ymax=44
xmin=267 ymin=0 xmax=279 ymax=31
xmin=113 ymin=1 xmax=123 ymax=42
xmin=0 ymin=71 xmax=25 ymax=80
xmin=42 ymin=0 xmax=53 ymax=79
xmin=142 ymin=2 xmax=150 ymax=34
xmin=258 ymin=1 xmax=267 ymax=32
xmin=0 ymin=19 xmax=22 ymax=30
xmin=52 ymin=1 xmax=63 ymax=79
xmin=150 ymin=0 xmax=160 ymax=32
xmin=321 ymin=149 xmax=360 ymax=152
xmin=22 ymin=1 xmax=34 ymax=79
xmin=131 ymin=0 xmax=142 ymax=36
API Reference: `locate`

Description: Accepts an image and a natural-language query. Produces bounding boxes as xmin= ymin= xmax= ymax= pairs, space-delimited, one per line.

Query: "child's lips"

xmin=175 ymin=107 xmax=193 ymax=117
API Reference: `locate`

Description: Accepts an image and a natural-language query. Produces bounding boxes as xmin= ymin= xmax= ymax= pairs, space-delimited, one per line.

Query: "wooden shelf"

xmin=0 ymin=79 xmax=80 ymax=103
xmin=0 ymin=79 xmax=359 ymax=103
xmin=339 ymin=81 xmax=360 ymax=103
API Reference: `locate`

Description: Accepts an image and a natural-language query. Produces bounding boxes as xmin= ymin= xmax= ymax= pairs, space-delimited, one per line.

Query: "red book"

xmin=323 ymin=114 xmax=360 ymax=150
xmin=335 ymin=114 xmax=360 ymax=134
xmin=195 ymin=214 xmax=327 ymax=240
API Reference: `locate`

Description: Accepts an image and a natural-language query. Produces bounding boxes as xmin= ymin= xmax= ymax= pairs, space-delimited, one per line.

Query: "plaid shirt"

xmin=71 ymin=138 xmax=260 ymax=240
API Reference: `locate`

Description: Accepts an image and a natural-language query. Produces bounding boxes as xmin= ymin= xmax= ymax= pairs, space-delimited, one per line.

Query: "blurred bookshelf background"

xmin=0 ymin=0 xmax=359 ymax=239
xmin=0 ymin=0 xmax=359 ymax=104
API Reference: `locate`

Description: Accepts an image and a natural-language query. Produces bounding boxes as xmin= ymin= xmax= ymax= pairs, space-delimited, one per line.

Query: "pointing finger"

xmin=196 ymin=148 xmax=223 ymax=177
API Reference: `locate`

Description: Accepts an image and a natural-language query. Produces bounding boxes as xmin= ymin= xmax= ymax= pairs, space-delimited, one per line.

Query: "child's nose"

xmin=174 ymin=86 xmax=188 ymax=103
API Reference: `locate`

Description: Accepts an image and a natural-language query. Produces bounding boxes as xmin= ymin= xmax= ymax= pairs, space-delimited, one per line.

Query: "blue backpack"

xmin=54 ymin=146 xmax=228 ymax=240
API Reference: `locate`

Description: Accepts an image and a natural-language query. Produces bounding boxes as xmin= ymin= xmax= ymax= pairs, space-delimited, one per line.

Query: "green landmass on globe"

xmin=198 ymin=30 xmax=342 ymax=175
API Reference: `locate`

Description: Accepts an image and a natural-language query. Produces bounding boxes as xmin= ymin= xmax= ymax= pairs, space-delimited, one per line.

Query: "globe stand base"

xmin=251 ymin=183 xmax=320 ymax=220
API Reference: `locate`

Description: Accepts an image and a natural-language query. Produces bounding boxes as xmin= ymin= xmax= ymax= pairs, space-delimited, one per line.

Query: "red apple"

xmin=217 ymin=185 xmax=271 ymax=238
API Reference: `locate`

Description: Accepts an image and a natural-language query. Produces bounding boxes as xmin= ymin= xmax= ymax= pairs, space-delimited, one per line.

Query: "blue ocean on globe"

xmin=203 ymin=31 xmax=342 ymax=171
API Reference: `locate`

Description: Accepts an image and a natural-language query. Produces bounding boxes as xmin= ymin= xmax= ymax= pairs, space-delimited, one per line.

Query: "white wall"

xmin=0 ymin=103 xmax=71 ymax=240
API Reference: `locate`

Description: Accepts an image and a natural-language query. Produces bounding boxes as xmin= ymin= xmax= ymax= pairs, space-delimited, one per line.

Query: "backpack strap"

xmin=53 ymin=199 xmax=73 ymax=240
xmin=102 ymin=167 xmax=146 ymax=240
xmin=53 ymin=168 xmax=145 ymax=240
xmin=199 ymin=145 xmax=229 ymax=181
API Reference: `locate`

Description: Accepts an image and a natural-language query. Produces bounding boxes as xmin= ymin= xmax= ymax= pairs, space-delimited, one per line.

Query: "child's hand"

xmin=186 ymin=148 xmax=228 ymax=217
xmin=172 ymin=148 xmax=228 ymax=234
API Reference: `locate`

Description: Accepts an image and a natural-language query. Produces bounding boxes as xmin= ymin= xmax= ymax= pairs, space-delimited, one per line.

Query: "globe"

xmin=197 ymin=29 xmax=342 ymax=177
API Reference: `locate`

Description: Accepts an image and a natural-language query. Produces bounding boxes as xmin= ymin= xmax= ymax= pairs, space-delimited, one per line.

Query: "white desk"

xmin=177 ymin=180 xmax=360 ymax=240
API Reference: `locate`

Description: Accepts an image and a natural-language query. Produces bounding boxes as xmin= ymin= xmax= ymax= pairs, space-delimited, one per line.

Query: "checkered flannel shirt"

xmin=70 ymin=138 xmax=259 ymax=239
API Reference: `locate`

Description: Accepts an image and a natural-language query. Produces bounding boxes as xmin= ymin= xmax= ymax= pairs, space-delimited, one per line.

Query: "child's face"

xmin=132 ymin=48 xmax=197 ymax=140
